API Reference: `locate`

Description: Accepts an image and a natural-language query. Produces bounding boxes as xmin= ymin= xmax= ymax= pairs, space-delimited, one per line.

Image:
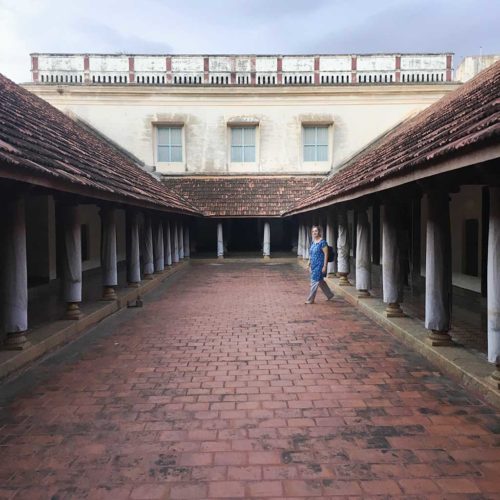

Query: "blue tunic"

xmin=310 ymin=239 xmax=327 ymax=281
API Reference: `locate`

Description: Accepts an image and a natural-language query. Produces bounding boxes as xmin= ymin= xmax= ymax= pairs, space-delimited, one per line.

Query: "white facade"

xmin=31 ymin=53 xmax=454 ymax=86
xmin=25 ymin=83 xmax=458 ymax=175
xmin=456 ymin=55 xmax=500 ymax=82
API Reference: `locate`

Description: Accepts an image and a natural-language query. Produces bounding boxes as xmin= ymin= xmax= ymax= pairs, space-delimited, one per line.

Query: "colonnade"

xmin=296 ymin=190 xmax=500 ymax=383
xmin=0 ymin=196 xmax=190 ymax=350
xmin=216 ymin=220 xmax=272 ymax=259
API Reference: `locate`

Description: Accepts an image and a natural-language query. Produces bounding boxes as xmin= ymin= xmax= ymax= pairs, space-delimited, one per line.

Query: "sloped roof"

xmin=0 ymin=73 xmax=199 ymax=215
xmin=164 ymin=175 xmax=323 ymax=217
xmin=288 ymin=61 xmax=500 ymax=214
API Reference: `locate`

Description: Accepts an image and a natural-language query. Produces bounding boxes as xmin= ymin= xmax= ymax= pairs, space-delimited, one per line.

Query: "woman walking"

xmin=305 ymin=225 xmax=334 ymax=304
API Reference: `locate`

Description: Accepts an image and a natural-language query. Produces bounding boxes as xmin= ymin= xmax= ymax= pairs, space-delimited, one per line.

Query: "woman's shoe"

xmin=304 ymin=300 xmax=314 ymax=304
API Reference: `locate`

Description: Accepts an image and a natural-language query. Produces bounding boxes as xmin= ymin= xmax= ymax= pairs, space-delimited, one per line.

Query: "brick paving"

xmin=1 ymin=262 xmax=500 ymax=499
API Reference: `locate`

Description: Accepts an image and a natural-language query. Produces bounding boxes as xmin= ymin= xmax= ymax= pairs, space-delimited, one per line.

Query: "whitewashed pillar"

xmin=2 ymin=196 xmax=29 ymax=349
xmin=326 ymin=214 xmax=335 ymax=276
xmin=425 ymin=192 xmax=453 ymax=346
xmin=184 ymin=225 xmax=190 ymax=258
xmin=488 ymin=187 xmax=500 ymax=387
xmin=164 ymin=220 xmax=172 ymax=267
xmin=356 ymin=210 xmax=372 ymax=297
xmin=382 ymin=204 xmax=404 ymax=317
xmin=126 ymin=210 xmax=141 ymax=287
xmin=337 ymin=212 xmax=351 ymax=285
xmin=143 ymin=215 xmax=154 ymax=279
xmin=304 ymin=225 xmax=310 ymax=259
xmin=172 ymin=222 xmax=179 ymax=263
xmin=100 ymin=207 xmax=118 ymax=300
xmin=179 ymin=222 xmax=184 ymax=259
xmin=217 ymin=222 xmax=224 ymax=258
xmin=153 ymin=218 xmax=164 ymax=273
xmin=263 ymin=221 xmax=271 ymax=258
xmin=63 ymin=205 xmax=83 ymax=319
xmin=300 ymin=225 xmax=306 ymax=259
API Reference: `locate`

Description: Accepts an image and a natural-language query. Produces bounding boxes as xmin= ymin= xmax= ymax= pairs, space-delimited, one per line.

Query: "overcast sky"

xmin=1 ymin=0 xmax=499 ymax=82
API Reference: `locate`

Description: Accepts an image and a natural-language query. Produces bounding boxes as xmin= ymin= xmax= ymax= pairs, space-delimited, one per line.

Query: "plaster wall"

xmin=358 ymin=55 xmax=395 ymax=71
xmin=456 ymin=55 xmax=500 ymax=82
xmin=420 ymin=187 xmax=482 ymax=293
xmin=26 ymin=84 xmax=457 ymax=175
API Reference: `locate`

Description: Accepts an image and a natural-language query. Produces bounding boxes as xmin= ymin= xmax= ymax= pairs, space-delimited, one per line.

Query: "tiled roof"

xmin=164 ymin=175 xmax=323 ymax=217
xmin=288 ymin=61 xmax=500 ymax=214
xmin=0 ymin=73 xmax=199 ymax=214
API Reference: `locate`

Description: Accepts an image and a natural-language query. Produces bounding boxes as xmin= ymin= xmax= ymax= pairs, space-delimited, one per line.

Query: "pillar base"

xmin=65 ymin=302 xmax=83 ymax=320
xmin=127 ymin=281 xmax=141 ymax=288
xmin=217 ymin=255 xmax=224 ymax=260
xmin=426 ymin=329 xmax=454 ymax=347
xmin=357 ymin=289 xmax=371 ymax=298
xmin=263 ymin=255 xmax=271 ymax=260
xmin=101 ymin=286 xmax=117 ymax=301
xmin=143 ymin=273 xmax=154 ymax=281
xmin=3 ymin=331 xmax=31 ymax=350
xmin=490 ymin=363 xmax=500 ymax=390
xmin=338 ymin=273 xmax=351 ymax=286
xmin=385 ymin=302 xmax=405 ymax=318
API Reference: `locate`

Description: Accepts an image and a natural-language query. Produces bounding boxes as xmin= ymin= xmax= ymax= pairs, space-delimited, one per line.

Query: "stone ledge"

xmin=0 ymin=261 xmax=189 ymax=381
xmin=297 ymin=259 xmax=500 ymax=408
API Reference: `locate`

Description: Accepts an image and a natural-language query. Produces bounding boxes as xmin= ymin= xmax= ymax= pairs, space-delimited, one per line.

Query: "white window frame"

xmin=154 ymin=123 xmax=186 ymax=174
xmin=230 ymin=126 xmax=256 ymax=163
xmin=227 ymin=121 xmax=260 ymax=173
xmin=300 ymin=122 xmax=333 ymax=171
xmin=302 ymin=124 xmax=331 ymax=164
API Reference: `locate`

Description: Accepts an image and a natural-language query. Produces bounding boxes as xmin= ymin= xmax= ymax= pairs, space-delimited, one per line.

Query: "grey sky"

xmin=1 ymin=0 xmax=499 ymax=82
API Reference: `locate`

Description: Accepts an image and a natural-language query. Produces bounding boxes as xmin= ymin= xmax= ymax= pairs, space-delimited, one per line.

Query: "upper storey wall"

xmin=30 ymin=53 xmax=454 ymax=86
xmin=24 ymin=84 xmax=458 ymax=175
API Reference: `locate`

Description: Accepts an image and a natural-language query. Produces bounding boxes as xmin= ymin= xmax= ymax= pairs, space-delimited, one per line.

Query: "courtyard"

xmin=1 ymin=262 xmax=499 ymax=499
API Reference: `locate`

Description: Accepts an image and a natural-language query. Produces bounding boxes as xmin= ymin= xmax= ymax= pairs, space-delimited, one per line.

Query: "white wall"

xmin=420 ymin=187 xmax=482 ymax=292
xmin=26 ymin=84 xmax=457 ymax=176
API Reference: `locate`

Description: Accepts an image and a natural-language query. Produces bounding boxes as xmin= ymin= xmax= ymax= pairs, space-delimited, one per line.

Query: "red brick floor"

xmin=1 ymin=262 xmax=500 ymax=499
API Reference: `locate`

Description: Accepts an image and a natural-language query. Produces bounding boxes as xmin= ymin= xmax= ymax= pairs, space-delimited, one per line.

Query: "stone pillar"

xmin=425 ymin=192 xmax=453 ymax=346
xmin=326 ymin=214 xmax=335 ymax=276
xmin=179 ymin=222 xmax=184 ymax=260
xmin=172 ymin=222 xmax=179 ymax=263
xmin=143 ymin=215 xmax=154 ymax=279
xmin=304 ymin=225 xmax=310 ymax=259
xmin=184 ymin=225 xmax=190 ymax=258
xmin=488 ymin=187 xmax=500 ymax=387
xmin=263 ymin=221 xmax=271 ymax=259
xmin=100 ymin=207 xmax=118 ymax=300
xmin=63 ymin=205 xmax=83 ymax=319
xmin=164 ymin=220 xmax=172 ymax=267
xmin=356 ymin=210 xmax=371 ymax=297
xmin=153 ymin=218 xmax=164 ymax=273
xmin=337 ymin=213 xmax=351 ymax=285
xmin=382 ymin=204 xmax=404 ymax=317
xmin=126 ymin=210 xmax=141 ymax=287
xmin=2 ymin=196 xmax=29 ymax=349
xmin=217 ymin=222 xmax=224 ymax=259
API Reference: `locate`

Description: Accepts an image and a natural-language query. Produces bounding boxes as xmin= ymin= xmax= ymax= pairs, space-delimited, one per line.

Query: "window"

xmin=157 ymin=127 xmax=183 ymax=162
xmin=303 ymin=126 xmax=328 ymax=161
xmin=231 ymin=127 xmax=256 ymax=162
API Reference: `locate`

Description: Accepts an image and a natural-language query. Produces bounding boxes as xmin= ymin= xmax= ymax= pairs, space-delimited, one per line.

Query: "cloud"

xmin=311 ymin=0 xmax=500 ymax=59
xmin=0 ymin=0 xmax=498 ymax=82
xmin=74 ymin=20 xmax=172 ymax=54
